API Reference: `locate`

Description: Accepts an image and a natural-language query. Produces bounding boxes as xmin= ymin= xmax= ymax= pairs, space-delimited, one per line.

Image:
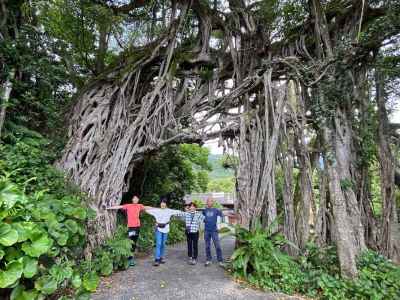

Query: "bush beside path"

xmin=92 ymin=236 xmax=303 ymax=300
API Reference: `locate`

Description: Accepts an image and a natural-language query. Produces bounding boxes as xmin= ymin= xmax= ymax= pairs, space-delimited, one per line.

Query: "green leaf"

xmin=76 ymin=223 xmax=85 ymax=236
xmin=86 ymin=208 xmax=96 ymax=220
xmin=74 ymin=291 xmax=91 ymax=300
xmin=82 ymin=272 xmax=99 ymax=292
xmin=0 ymin=182 xmax=26 ymax=210
xmin=100 ymin=258 xmax=113 ymax=276
xmin=5 ymin=246 xmax=23 ymax=261
xmin=47 ymin=246 xmax=60 ymax=257
xmin=0 ymin=223 xmax=19 ymax=246
xmin=52 ymin=231 xmax=69 ymax=246
xmin=71 ymin=274 xmax=82 ymax=288
xmin=64 ymin=206 xmax=87 ymax=220
xmin=23 ymin=257 xmax=38 ymax=278
xmin=0 ymin=249 xmax=4 ymax=260
xmin=0 ymin=259 xmax=23 ymax=288
xmin=72 ymin=208 xmax=86 ymax=220
xmin=22 ymin=234 xmax=53 ymax=257
xmin=65 ymin=219 xmax=78 ymax=234
xmin=11 ymin=285 xmax=38 ymax=300
xmin=10 ymin=284 xmax=23 ymax=300
xmin=34 ymin=275 xmax=58 ymax=295
xmin=13 ymin=222 xmax=35 ymax=242
xmin=49 ymin=264 xmax=73 ymax=283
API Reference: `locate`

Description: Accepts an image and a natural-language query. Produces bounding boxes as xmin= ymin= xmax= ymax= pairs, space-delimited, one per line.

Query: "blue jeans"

xmin=154 ymin=230 xmax=168 ymax=261
xmin=204 ymin=230 xmax=223 ymax=262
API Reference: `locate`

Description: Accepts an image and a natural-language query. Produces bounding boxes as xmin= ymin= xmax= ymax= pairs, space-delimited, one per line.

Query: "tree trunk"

xmin=315 ymin=161 xmax=332 ymax=246
xmin=349 ymin=68 xmax=378 ymax=250
xmin=309 ymin=0 xmax=366 ymax=276
xmin=236 ymin=70 xmax=285 ymax=230
xmin=358 ymin=166 xmax=378 ymax=249
xmin=292 ymin=82 xmax=314 ymax=250
xmin=57 ymin=3 xmax=192 ymax=251
xmin=280 ymin=127 xmax=298 ymax=255
xmin=376 ymin=71 xmax=400 ymax=263
xmin=322 ymin=106 xmax=366 ymax=278
xmin=0 ymin=68 xmax=15 ymax=138
xmin=295 ymin=138 xmax=313 ymax=250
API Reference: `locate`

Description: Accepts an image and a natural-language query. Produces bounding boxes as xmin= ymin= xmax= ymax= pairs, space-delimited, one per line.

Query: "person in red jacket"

xmin=106 ymin=195 xmax=147 ymax=266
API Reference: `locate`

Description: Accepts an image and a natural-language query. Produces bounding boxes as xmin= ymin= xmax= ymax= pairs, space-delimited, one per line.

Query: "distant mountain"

xmin=208 ymin=154 xmax=234 ymax=179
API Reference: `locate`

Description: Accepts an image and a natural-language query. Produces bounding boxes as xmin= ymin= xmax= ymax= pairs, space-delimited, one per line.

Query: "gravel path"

xmin=91 ymin=235 xmax=304 ymax=300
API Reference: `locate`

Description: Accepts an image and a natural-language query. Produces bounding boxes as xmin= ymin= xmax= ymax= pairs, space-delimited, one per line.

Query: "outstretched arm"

xmin=199 ymin=213 xmax=205 ymax=222
xmin=106 ymin=205 xmax=123 ymax=210
xmin=175 ymin=210 xmax=186 ymax=218
xmin=143 ymin=206 xmax=159 ymax=216
xmin=172 ymin=209 xmax=186 ymax=216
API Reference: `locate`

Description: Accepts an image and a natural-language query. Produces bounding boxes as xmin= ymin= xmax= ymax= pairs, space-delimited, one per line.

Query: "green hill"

xmin=208 ymin=154 xmax=234 ymax=179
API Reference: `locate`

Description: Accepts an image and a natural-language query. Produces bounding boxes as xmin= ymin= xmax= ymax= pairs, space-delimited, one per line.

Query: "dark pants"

xmin=186 ymin=231 xmax=199 ymax=259
xmin=204 ymin=230 xmax=223 ymax=262
xmin=128 ymin=227 xmax=140 ymax=259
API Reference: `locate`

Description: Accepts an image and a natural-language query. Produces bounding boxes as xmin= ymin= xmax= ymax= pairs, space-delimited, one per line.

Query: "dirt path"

xmin=92 ymin=235 xmax=303 ymax=300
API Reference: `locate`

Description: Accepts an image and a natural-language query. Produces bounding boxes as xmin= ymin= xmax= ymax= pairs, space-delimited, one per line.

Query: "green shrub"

xmin=92 ymin=225 xmax=133 ymax=275
xmin=191 ymin=198 xmax=223 ymax=209
xmin=232 ymin=221 xmax=304 ymax=294
xmin=348 ymin=251 xmax=400 ymax=299
xmin=207 ymin=178 xmax=235 ymax=193
xmin=136 ymin=214 xmax=156 ymax=251
xmin=218 ymin=227 xmax=231 ymax=234
xmin=231 ymin=223 xmax=400 ymax=299
xmin=0 ymin=127 xmax=133 ymax=299
xmin=136 ymin=214 xmax=186 ymax=252
xmin=0 ymin=125 xmax=80 ymax=197
xmin=167 ymin=219 xmax=186 ymax=245
xmin=0 ymin=175 xmax=93 ymax=299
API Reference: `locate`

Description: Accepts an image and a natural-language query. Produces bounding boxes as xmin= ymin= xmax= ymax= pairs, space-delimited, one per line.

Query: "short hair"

xmin=189 ymin=202 xmax=197 ymax=208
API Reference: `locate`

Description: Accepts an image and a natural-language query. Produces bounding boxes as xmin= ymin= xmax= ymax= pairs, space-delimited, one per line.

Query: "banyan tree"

xmin=57 ymin=0 xmax=400 ymax=278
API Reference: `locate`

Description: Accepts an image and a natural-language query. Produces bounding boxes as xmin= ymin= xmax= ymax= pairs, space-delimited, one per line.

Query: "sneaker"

xmin=187 ymin=258 xmax=193 ymax=265
xmin=128 ymin=258 xmax=136 ymax=267
xmin=153 ymin=260 xmax=160 ymax=267
xmin=160 ymin=258 xmax=166 ymax=264
xmin=190 ymin=259 xmax=197 ymax=265
xmin=218 ymin=262 xmax=225 ymax=268
xmin=204 ymin=261 xmax=211 ymax=266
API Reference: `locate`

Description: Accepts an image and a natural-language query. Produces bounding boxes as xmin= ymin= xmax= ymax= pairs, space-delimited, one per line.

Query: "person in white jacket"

xmin=146 ymin=198 xmax=182 ymax=266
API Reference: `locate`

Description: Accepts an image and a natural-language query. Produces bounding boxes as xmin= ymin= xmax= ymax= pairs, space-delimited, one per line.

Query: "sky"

xmin=204 ymin=139 xmax=224 ymax=155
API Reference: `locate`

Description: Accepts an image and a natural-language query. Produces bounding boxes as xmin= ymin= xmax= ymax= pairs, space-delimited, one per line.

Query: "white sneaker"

xmin=204 ymin=261 xmax=211 ymax=266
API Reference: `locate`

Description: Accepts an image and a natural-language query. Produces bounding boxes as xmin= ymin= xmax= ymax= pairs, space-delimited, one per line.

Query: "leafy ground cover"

xmin=0 ymin=125 xmax=132 ymax=299
xmin=231 ymin=223 xmax=400 ymax=300
xmin=0 ymin=125 xmax=186 ymax=299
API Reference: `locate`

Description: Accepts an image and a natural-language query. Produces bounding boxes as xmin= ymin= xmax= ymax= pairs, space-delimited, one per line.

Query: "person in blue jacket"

xmin=203 ymin=197 xmax=224 ymax=267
